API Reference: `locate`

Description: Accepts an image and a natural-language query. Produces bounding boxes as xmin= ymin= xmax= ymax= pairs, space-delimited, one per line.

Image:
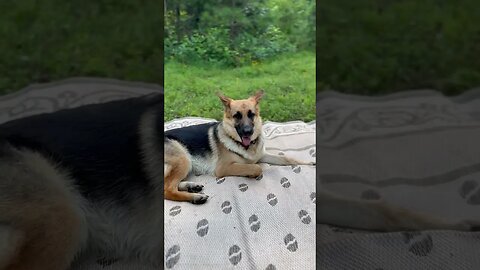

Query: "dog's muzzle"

xmin=237 ymin=125 xmax=253 ymax=147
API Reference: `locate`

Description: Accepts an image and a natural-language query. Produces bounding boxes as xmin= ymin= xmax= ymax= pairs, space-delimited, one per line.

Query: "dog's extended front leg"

xmin=318 ymin=190 xmax=475 ymax=231
xmin=215 ymin=163 xmax=262 ymax=178
xmin=260 ymin=152 xmax=314 ymax=165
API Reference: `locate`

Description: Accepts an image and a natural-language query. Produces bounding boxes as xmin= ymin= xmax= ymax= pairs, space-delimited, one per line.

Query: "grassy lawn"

xmin=317 ymin=0 xmax=480 ymax=95
xmin=0 ymin=0 xmax=162 ymax=95
xmin=164 ymin=51 xmax=315 ymax=122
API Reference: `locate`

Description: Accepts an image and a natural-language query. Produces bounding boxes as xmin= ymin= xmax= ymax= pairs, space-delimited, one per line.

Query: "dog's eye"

xmin=233 ymin=112 xmax=242 ymax=119
xmin=247 ymin=110 xmax=255 ymax=119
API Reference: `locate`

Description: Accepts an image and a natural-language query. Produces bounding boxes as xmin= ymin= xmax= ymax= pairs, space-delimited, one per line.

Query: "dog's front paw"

xmin=192 ymin=194 xmax=209 ymax=204
xmin=299 ymin=159 xmax=315 ymax=165
xmin=247 ymin=165 xmax=263 ymax=178
xmin=291 ymin=158 xmax=315 ymax=166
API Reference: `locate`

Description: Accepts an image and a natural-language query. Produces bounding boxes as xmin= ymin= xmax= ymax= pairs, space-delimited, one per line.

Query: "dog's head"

xmin=217 ymin=90 xmax=264 ymax=148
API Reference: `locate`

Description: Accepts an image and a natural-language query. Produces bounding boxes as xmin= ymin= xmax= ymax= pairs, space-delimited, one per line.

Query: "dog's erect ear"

xmin=249 ymin=90 xmax=264 ymax=104
xmin=217 ymin=92 xmax=232 ymax=109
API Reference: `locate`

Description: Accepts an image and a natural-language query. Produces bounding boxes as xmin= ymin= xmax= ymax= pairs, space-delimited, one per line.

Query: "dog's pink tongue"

xmin=241 ymin=136 xmax=251 ymax=147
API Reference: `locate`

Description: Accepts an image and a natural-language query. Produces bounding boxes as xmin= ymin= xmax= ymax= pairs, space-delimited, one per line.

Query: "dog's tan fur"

xmin=163 ymin=91 xmax=311 ymax=203
xmin=0 ymin=148 xmax=86 ymax=270
xmin=164 ymin=140 xmax=194 ymax=202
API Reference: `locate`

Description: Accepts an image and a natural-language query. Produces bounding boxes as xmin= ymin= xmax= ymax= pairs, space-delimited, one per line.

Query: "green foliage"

xmin=165 ymin=52 xmax=315 ymax=122
xmin=165 ymin=0 xmax=314 ymax=66
xmin=237 ymin=26 xmax=296 ymax=63
xmin=166 ymin=25 xmax=295 ymax=66
xmin=268 ymin=0 xmax=315 ymax=49
xmin=166 ymin=27 xmax=238 ymax=66
xmin=318 ymin=0 xmax=480 ymax=95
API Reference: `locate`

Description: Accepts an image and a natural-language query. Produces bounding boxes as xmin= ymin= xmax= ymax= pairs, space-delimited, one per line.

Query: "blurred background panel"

xmin=317 ymin=0 xmax=480 ymax=95
xmin=0 ymin=0 xmax=163 ymax=95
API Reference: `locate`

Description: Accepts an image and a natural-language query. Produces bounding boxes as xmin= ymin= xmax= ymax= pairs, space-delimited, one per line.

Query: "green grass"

xmin=0 ymin=0 xmax=162 ymax=94
xmin=164 ymin=51 xmax=315 ymax=122
xmin=317 ymin=0 xmax=480 ymax=95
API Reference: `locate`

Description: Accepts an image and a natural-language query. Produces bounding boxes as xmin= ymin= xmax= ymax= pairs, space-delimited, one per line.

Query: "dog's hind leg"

xmin=3 ymin=204 xmax=84 ymax=270
xmin=0 ymin=149 xmax=86 ymax=270
xmin=178 ymin=182 xmax=204 ymax=193
xmin=164 ymin=140 xmax=208 ymax=204
xmin=0 ymin=226 xmax=23 ymax=269
xmin=164 ymin=163 xmax=208 ymax=204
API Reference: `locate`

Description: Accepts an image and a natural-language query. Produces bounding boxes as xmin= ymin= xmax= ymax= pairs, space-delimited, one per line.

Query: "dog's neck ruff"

xmin=216 ymin=123 xmax=264 ymax=161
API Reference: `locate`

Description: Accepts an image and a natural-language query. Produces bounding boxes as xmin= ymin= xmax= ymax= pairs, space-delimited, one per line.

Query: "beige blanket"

xmin=164 ymin=118 xmax=316 ymax=270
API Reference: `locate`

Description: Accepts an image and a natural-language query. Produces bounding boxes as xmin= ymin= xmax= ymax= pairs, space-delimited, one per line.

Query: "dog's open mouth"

xmin=241 ymin=136 xmax=251 ymax=147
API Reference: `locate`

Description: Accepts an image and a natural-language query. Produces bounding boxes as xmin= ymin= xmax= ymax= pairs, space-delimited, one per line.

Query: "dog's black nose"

xmin=242 ymin=125 xmax=253 ymax=136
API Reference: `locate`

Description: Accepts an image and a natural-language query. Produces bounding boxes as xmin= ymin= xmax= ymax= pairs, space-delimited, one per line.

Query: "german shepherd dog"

xmin=164 ymin=90 xmax=313 ymax=204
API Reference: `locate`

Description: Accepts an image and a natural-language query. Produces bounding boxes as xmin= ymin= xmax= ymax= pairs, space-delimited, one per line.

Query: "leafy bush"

xmin=268 ymin=0 xmax=315 ymax=49
xmin=166 ymin=28 xmax=238 ymax=66
xmin=165 ymin=0 xmax=313 ymax=66
xmin=237 ymin=26 xmax=295 ymax=63
xmin=166 ymin=25 xmax=294 ymax=66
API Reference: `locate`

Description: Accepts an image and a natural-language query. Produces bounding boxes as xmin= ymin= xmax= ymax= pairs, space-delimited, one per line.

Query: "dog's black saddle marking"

xmin=0 ymin=93 xmax=163 ymax=206
xmin=165 ymin=122 xmax=218 ymax=157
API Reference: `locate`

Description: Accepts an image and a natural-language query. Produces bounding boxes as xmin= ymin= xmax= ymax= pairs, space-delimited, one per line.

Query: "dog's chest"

xmin=190 ymin=154 xmax=217 ymax=175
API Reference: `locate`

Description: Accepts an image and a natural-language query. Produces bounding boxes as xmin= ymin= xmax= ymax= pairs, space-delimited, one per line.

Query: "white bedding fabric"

xmin=164 ymin=118 xmax=316 ymax=270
